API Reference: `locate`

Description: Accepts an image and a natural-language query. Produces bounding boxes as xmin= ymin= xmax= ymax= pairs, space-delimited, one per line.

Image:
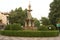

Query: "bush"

xmin=5 ymin=23 xmax=22 ymax=30
xmin=0 ymin=30 xmax=59 ymax=37
xmin=38 ymin=25 xmax=48 ymax=30
xmin=38 ymin=25 xmax=56 ymax=30
xmin=47 ymin=25 xmax=56 ymax=30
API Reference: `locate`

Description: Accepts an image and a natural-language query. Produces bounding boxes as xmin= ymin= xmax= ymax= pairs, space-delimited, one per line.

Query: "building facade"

xmin=0 ymin=12 xmax=9 ymax=30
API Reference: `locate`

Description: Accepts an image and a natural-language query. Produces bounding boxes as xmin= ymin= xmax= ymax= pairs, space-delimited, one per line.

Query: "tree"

xmin=40 ymin=17 xmax=51 ymax=26
xmin=48 ymin=0 xmax=60 ymax=26
xmin=34 ymin=18 xmax=40 ymax=27
xmin=9 ymin=7 xmax=27 ymax=26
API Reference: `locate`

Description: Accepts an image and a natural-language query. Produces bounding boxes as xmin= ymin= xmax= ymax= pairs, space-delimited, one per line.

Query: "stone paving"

xmin=0 ymin=35 xmax=60 ymax=40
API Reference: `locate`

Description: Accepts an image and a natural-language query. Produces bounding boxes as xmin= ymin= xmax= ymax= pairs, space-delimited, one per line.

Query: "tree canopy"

xmin=34 ymin=18 xmax=40 ymax=27
xmin=48 ymin=0 xmax=60 ymax=26
xmin=40 ymin=17 xmax=51 ymax=26
xmin=9 ymin=7 xmax=27 ymax=26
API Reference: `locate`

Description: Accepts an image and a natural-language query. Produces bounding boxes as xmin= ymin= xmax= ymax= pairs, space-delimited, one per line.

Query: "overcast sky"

xmin=0 ymin=0 xmax=53 ymax=19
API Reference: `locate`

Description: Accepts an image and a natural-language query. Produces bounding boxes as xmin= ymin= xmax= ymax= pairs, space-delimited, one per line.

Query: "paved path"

xmin=0 ymin=35 xmax=60 ymax=40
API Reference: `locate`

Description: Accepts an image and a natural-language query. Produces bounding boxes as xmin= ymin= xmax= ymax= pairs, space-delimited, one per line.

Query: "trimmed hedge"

xmin=0 ymin=30 xmax=59 ymax=37
xmin=5 ymin=23 xmax=22 ymax=30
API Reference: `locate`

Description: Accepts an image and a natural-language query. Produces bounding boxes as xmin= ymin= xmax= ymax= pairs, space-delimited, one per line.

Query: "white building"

xmin=0 ymin=12 xmax=9 ymax=30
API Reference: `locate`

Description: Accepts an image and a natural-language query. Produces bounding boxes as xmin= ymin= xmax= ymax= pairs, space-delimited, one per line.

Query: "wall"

xmin=0 ymin=12 xmax=8 ymax=25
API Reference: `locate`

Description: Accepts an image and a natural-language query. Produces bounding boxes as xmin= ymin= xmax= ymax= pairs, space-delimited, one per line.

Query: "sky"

xmin=0 ymin=0 xmax=53 ymax=19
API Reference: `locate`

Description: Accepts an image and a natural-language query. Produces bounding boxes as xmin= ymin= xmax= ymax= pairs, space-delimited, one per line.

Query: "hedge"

xmin=5 ymin=23 xmax=22 ymax=30
xmin=38 ymin=25 xmax=56 ymax=30
xmin=0 ymin=30 xmax=59 ymax=37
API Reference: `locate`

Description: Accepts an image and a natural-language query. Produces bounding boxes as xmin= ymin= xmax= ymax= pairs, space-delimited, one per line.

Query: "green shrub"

xmin=38 ymin=25 xmax=48 ymax=30
xmin=38 ymin=25 xmax=56 ymax=30
xmin=0 ymin=30 xmax=59 ymax=37
xmin=5 ymin=23 xmax=22 ymax=30
xmin=47 ymin=25 xmax=56 ymax=30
